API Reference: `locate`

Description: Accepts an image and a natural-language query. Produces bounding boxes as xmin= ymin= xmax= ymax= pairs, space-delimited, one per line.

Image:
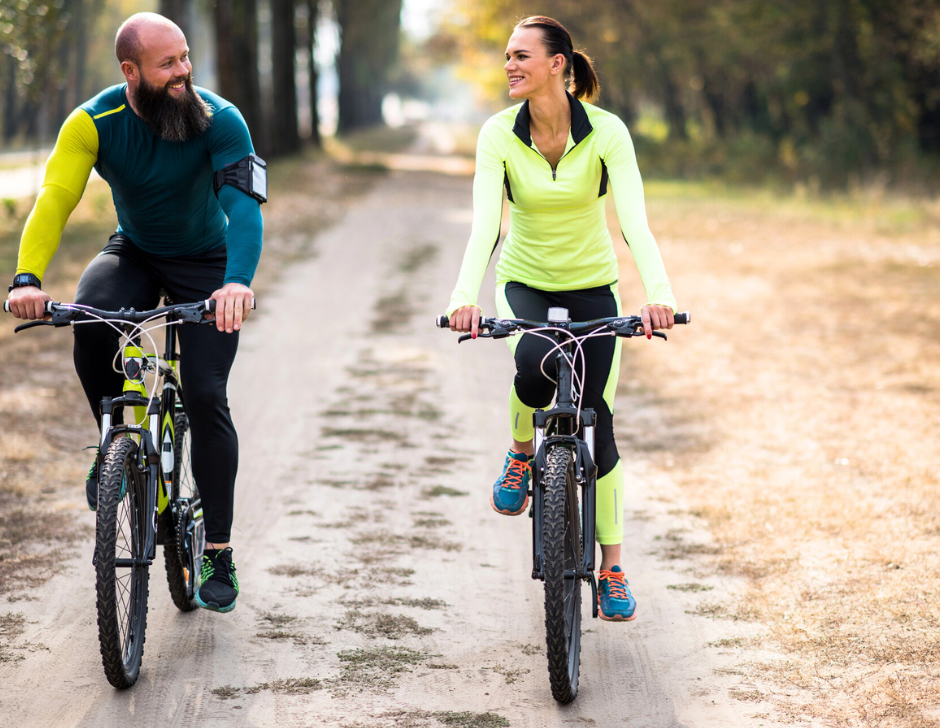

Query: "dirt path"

xmin=0 ymin=170 xmax=798 ymax=728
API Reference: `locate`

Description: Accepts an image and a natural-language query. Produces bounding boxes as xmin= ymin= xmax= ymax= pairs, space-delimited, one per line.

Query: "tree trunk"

xmin=335 ymin=0 xmax=403 ymax=133
xmin=268 ymin=0 xmax=300 ymax=157
xmin=160 ymin=0 xmax=193 ymax=39
xmin=305 ymin=0 xmax=320 ymax=147
xmin=213 ymin=0 xmax=264 ymax=154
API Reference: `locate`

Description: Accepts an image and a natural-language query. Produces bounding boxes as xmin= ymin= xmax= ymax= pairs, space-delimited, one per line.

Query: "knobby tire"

xmin=164 ymin=412 xmax=201 ymax=612
xmin=541 ymin=446 xmax=583 ymax=703
xmin=95 ymin=437 xmax=149 ymax=689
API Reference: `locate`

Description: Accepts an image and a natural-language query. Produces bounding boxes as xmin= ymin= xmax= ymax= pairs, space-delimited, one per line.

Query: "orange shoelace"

xmin=598 ymin=569 xmax=629 ymax=600
xmin=501 ymin=457 xmax=531 ymax=490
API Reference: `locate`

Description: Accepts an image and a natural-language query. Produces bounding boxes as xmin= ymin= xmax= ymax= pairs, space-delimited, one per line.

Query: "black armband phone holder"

xmin=213 ymin=153 xmax=267 ymax=204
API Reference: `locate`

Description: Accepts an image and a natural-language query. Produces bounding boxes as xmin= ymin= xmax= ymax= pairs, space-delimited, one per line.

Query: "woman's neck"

xmin=526 ymin=85 xmax=571 ymax=139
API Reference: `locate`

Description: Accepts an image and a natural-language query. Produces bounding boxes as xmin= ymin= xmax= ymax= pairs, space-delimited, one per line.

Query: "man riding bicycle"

xmin=5 ymin=12 xmax=263 ymax=614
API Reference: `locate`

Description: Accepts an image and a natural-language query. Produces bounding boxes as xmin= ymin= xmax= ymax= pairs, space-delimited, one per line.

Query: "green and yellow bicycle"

xmin=4 ymin=297 xmax=231 ymax=688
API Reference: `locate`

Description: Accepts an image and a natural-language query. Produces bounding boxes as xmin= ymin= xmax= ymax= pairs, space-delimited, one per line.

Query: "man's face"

xmin=137 ymin=24 xmax=192 ymax=95
xmin=130 ymin=24 xmax=210 ymax=142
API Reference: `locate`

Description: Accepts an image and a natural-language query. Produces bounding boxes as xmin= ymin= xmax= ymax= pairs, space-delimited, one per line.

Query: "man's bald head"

xmin=115 ymin=12 xmax=183 ymax=68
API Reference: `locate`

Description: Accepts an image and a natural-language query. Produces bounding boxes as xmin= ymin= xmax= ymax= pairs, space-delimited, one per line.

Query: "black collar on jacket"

xmin=511 ymin=91 xmax=593 ymax=147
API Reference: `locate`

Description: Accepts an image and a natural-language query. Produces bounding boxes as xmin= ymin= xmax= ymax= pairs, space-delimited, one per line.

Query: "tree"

xmin=334 ymin=0 xmax=403 ymax=133
xmin=268 ymin=0 xmax=301 ymax=156
xmin=159 ymin=0 xmax=193 ymax=39
xmin=301 ymin=0 xmax=320 ymax=147
xmin=212 ymin=0 xmax=264 ymax=153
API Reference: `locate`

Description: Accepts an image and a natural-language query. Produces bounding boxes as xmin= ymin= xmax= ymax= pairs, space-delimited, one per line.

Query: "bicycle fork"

xmin=94 ymin=343 xmax=174 ymax=567
xmin=530 ymin=424 xmax=600 ymax=617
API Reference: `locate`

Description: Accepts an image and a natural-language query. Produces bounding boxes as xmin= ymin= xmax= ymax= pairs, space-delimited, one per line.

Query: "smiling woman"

xmin=443 ymin=15 xmax=678 ymax=626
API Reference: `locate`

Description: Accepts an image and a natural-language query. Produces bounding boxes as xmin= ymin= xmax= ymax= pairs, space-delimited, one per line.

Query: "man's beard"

xmin=133 ymin=73 xmax=211 ymax=142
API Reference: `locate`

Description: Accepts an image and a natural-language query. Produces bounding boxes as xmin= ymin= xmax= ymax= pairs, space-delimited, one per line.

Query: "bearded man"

xmin=6 ymin=13 xmax=264 ymax=614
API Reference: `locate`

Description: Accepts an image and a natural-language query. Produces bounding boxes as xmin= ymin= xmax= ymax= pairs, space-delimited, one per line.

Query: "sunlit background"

xmin=3 ymin=0 xmax=940 ymax=190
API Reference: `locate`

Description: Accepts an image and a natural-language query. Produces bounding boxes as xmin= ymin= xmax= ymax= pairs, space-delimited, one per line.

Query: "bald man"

xmin=6 ymin=13 xmax=264 ymax=614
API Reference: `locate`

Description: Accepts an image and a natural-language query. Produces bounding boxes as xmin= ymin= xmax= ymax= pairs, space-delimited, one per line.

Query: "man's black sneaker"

xmin=195 ymin=547 xmax=239 ymax=613
xmin=85 ymin=455 xmax=99 ymax=511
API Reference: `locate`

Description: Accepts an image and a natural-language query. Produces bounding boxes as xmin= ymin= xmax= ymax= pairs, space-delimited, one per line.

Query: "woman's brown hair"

xmin=515 ymin=15 xmax=600 ymax=102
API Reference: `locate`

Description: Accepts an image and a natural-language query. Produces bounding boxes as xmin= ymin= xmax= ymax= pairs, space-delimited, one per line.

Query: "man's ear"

xmin=120 ymin=60 xmax=139 ymax=83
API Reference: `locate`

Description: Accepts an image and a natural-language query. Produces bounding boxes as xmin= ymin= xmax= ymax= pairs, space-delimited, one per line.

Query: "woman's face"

xmin=504 ymin=27 xmax=566 ymax=100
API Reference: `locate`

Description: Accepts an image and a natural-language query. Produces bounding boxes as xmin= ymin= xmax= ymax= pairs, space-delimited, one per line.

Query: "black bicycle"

xmin=437 ymin=308 xmax=689 ymax=703
xmin=3 ymin=297 xmax=237 ymax=688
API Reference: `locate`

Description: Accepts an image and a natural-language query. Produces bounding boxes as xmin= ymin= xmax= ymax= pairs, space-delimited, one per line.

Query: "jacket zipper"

xmin=527 ymin=142 xmax=577 ymax=181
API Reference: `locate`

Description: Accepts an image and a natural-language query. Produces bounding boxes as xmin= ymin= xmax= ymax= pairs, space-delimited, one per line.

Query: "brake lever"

xmin=14 ymin=320 xmax=56 ymax=333
xmin=613 ymin=324 xmax=668 ymax=340
xmin=457 ymin=328 xmax=502 ymax=343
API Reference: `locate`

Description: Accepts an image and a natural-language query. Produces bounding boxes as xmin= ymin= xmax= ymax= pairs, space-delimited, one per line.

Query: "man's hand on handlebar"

xmin=6 ymin=286 xmax=52 ymax=321
xmin=449 ymin=304 xmax=482 ymax=339
xmin=209 ymin=282 xmax=254 ymax=334
xmin=640 ymin=304 xmax=674 ymax=340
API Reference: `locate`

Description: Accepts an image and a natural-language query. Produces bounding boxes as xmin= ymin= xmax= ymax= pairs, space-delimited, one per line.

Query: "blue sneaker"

xmin=491 ymin=451 xmax=531 ymax=516
xmin=598 ymin=565 xmax=636 ymax=621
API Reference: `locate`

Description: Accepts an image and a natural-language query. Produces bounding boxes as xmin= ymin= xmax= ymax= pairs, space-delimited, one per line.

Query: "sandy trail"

xmin=0 ymin=170 xmax=794 ymax=727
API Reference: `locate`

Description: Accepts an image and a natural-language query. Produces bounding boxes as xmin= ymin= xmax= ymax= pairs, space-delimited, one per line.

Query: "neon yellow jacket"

xmin=447 ymin=95 xmax=676 ymax=315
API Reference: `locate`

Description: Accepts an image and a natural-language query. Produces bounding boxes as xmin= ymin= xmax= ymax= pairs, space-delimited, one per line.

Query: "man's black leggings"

xmin=74 ymin=235 xmax=239 ymax=543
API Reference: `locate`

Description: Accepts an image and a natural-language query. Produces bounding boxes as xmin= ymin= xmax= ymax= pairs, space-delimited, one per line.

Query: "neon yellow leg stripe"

xmin=595 ymin=459 xmax=624 ymax=545
xmin=509 ymin=384 xmax=535 ymax=442
xmin=496 ymin=282 xmax=534 ymax=441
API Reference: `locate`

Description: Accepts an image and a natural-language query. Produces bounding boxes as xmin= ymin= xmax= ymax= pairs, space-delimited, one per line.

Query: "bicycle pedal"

xmin=588 ymin=573 xmax=599 ymax=618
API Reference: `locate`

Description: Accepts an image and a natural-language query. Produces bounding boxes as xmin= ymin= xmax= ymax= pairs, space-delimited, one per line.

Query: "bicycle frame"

xmin=97 ymin=321 xmax=185 ymax=566
xmin=528 ymin=329 xmax=600 ymax=616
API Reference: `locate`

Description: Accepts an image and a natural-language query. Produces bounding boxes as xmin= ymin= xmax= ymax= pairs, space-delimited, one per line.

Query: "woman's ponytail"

xmin=571 ymin=50 xmax=600 ymax=103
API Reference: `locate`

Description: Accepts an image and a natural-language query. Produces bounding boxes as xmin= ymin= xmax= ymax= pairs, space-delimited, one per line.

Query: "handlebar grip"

xmin=436 ymin=314 xmax=485 ymax=330
xmin=3 ymin=300 xmax=55 ymax=314
xmin=203 ymin=297 xmax=256 ymax=312
xmin=674 ymin=311 xmax=690 ymax=325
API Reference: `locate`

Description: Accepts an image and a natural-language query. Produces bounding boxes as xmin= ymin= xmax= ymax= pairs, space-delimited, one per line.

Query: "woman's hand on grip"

xmin=450 ymin=304 xmax=482 ymax=338
xmin=640 ymin=304 xmax=674 ymax=339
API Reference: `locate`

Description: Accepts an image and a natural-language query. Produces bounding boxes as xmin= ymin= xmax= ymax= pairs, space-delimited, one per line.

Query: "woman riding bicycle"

xmin=446 ymin=16 xmax=677 ymax=622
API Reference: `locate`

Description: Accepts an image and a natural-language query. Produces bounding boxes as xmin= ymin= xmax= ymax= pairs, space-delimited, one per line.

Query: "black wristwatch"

xmin=8 ymin=273 xmax=41 ymax=292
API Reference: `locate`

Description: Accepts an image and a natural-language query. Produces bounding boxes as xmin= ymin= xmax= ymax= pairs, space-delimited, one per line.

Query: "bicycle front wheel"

xmin=542 ymin=445 xmax=583 ymax=703
xmin=95 ymin=436 xmax=150 ymax=689
xmin=164 ymin=412 xmax=202 ymax=612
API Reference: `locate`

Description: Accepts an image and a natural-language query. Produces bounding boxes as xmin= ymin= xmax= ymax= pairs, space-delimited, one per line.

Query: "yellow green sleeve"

xmin=445 ymin=121 xmax=506 ymax=316
xmin=603 ymin=119 xmax=677 ymax=312
xmin=17 ymin=109 xmax=99 ymax=279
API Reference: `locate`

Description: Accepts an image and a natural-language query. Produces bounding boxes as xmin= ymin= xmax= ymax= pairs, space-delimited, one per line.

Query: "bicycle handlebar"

xmin=4 ymin=298 xmax=256 ymax=332
xmin=435 ymin=311 xmax=690 ymax=343
xmin=435 ymin=311 xmax=690 ymax=329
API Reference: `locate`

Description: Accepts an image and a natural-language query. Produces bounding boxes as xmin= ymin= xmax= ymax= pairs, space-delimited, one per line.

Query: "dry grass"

xmin=616 ymin=183 xmax=940 ymax=726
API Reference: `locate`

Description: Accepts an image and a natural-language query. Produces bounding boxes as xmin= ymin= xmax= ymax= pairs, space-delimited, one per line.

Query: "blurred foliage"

xmin=441 ymin=0 xmax=940 ymax=188
xmin=0 ymin=0 xmax=150 ymax=146
xmin=0 ymin=1 xmax=72 ymax=101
